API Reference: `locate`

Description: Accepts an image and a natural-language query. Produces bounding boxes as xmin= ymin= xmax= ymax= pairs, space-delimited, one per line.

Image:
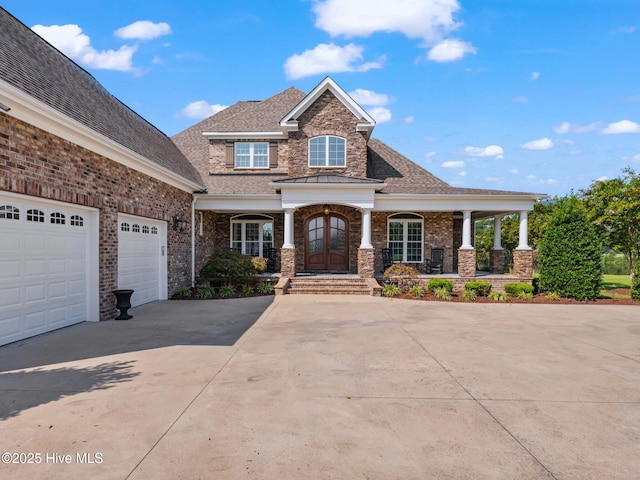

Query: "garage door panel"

xmin=0 ymin=194 xmax=96 ymax=346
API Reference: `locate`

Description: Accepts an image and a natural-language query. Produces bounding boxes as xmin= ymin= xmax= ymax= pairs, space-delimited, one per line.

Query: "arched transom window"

xmin=309 ymin=135 xmax=346 ymax=167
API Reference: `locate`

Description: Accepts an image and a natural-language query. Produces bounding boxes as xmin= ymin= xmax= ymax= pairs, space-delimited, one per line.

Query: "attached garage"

xmin=117 ymin=214 xmax=168 ymax=307
xmin=0 ymin=192 xmax=99 ymax=346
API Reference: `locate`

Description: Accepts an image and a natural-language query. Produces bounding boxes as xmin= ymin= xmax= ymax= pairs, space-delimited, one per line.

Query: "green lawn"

xmin=602 ymin=274 xmax=631 ymax=289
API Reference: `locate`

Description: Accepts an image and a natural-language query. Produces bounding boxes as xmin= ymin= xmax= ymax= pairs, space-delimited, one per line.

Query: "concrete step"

xmin=288 ymin=277 xmax=372 ymax=295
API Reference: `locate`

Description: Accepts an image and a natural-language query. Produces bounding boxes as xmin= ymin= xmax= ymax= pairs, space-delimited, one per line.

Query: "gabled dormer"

xmin=280 ymin=77 xmax=376 ymax=179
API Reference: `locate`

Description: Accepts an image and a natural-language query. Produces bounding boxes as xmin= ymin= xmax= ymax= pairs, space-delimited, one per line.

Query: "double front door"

xmin=305 ymin=213 xmax=349 ymax=271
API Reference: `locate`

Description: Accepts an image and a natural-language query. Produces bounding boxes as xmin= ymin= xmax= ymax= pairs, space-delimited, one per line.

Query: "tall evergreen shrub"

xmin=538 ymin=196 xmax=602 ymax=300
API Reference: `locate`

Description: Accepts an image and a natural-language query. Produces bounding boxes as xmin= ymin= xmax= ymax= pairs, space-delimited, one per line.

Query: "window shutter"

xmin=225 ymin=142 xmax=235 ymax=168
xmin=269 ymin=142 xmax=278 ymax=168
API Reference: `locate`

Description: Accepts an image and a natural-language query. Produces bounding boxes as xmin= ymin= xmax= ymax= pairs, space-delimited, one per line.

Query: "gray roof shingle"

xmin=0 ymin=8 xmax=203 ymax=187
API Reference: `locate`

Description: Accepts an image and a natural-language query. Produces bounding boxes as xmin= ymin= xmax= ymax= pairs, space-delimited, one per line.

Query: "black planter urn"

xmin=113 ymin=289 xmax=134 ymax=320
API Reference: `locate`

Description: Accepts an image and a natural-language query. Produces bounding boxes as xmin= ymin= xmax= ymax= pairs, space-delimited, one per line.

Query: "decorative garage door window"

xmin=27 ymin=209 xmax=45 ymax=222
xmin=0 ymin=205 xmax=20 ymax=219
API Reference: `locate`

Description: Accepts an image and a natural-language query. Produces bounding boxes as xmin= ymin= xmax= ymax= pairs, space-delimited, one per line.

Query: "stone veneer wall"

xmin=457 ymin=249 xmax=477 ymax=277
xmin=0 ymin=113 xmax=194 ymax=320
xmin=513 ymin=249 xmax=534 ymax=278
xmin=357 ymin=248 xmax=375 ymax=278
xmin=288 ymin=91 xmax=368 ymax=178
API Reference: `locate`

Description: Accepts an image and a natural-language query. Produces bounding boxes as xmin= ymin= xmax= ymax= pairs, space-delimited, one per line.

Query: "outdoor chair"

xmin=425 ymin=248 xmax=444 ymax=274
xmin=381 ymin=247 xmax=393 ymax=272
xmin=264 ymin=247 xmax=278 ymax=273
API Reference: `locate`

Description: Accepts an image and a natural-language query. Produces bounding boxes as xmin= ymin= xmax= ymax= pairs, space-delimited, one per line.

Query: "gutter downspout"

xmin=191 ymin=196 xmax=197 ymax=288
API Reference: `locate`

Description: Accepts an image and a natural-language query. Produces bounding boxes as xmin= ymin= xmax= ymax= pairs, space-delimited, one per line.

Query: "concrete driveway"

xmin=0 ymin=296 xmax=638 ymax=480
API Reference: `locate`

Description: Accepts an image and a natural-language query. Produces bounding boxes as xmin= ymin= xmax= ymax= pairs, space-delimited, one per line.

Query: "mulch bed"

xmin=395 ymin=288 xmax=638 ymax=305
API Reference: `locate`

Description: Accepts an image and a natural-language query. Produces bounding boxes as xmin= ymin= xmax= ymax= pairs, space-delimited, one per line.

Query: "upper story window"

xmin=235 ymin=142 xmax=269 ymax=169
xmin=309 ymin=136 xmax=346 ymax=167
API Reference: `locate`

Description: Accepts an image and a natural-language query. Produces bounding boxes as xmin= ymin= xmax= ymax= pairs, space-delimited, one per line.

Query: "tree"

xmin=538 ymin=196 xmax=602 ymax=300
xmin=581 ymin=168 xmax=640 ymax=280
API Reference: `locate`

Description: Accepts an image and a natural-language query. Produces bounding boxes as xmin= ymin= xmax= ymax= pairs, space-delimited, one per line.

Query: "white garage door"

xmin=117 ymin=214 xmax=167 ymax=307
xmin=0 ymin=193 xmax=99 ymax=347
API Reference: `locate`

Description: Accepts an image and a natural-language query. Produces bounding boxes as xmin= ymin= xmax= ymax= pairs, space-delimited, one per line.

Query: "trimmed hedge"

xmin=504 ymin=282 xmax=535 ymax=296
xmin=464 ymin=281 xmax=492 ymax=297
xmin=427 ymin=278 xmax=454 ymax=293
xmin=200 ymin=250 xmax=256 ymax=285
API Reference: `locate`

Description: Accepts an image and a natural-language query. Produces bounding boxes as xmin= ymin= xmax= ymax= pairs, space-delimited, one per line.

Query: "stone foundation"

xmin=490 ymin=249 xmax=506 ymax=274
xmin=280 ymin=247 xmax=296 ymax=278
xmin=513 ymin=249 xmax=533 ymax=279
xmin=457 ymin=248 xmax=476 ymax=277
xmin=357 ymin=248 xmax=375 ymax=278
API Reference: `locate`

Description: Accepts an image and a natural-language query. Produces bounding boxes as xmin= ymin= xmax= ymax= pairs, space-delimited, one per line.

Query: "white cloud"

xmin=403 ymin=116 xmax=415 ymax=124
xmin=509 ymin=169 xmax=519 ymax=174
xmin=596 ymin=176 xmax=608 ymax=182
xmin=426 ymin=151 xmax=437 ymax=158
xmin=348 ymin=88 xmax=390 ymax=106
xmin=485 ymin=177 xmax=499 ymax=182
xmin=114 ymin=21 xmax=172 ymax=40
xmin=32 ymin=24 xmax=137 ymax=71
xmin=513 ymin=96 xmax=529 ymax=103
xmin=531 ymin=71 xmax=540 ymax=81
xmin=610 ymin=26 xmax=636 ymax=35
xmin=313 ymin=0 xmax=462 ymax=43
xmin=442 ymin=160 xmax=465 ymax=168
xmin=179 ymin=101 xmax=228 ymax=119
xmin=465 ymin=145 xmax=504 ymax=158
xmin=367 ymin=106 xmax=392 ymax=123
xmin=553 ymin=121 xmax=600 ymax=134
xmin=427 ymin=38 xmax=477 ymax=62
xmin=633 ymin=154 xmax=640 ymax=162
xmin=521 ymin=137 xmax=554 ymax=150
xmin=283 ymin=43 xmax=383 ymax=80
xmin=458 ymin=171 xmax=467 ymax=177
xmin=601 ymin=120 xmax=640 ymax=134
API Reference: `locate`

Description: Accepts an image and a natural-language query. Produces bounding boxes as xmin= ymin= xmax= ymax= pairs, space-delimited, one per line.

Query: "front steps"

xmin=280 ymin=275 xmax=380 ymax=295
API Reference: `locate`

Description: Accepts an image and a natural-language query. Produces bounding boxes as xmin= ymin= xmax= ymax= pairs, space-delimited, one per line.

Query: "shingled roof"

xmin=0 ymin=8 xmax=203 ymax=187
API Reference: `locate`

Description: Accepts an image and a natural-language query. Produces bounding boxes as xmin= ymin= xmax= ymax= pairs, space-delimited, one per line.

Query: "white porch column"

xmin=283 ymin=208 xmax=295 ymax=248
xmin=493 ymin=215 xmax=503 ymax=250
xmin=517 ymin=210 xmax=531 ymax=250
xmin=461 ymin=210 xmax=474 ymax=249
xmin=360 ymin=208 xmax=372 ymax=248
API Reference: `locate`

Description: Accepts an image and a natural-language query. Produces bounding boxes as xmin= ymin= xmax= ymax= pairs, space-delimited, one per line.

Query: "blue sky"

xmin=3 ymin=0 xmax=640 ymax=195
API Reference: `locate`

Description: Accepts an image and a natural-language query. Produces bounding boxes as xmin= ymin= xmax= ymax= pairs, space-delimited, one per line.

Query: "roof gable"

xmin=280 ymin=77 xmax=376 ymax=137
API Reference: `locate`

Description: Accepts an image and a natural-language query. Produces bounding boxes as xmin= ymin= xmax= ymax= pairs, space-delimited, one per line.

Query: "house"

xmin=173 ymin=78 xmax=543 ymax=290
xmin=0 ymin=6 xmax=543 ymax=346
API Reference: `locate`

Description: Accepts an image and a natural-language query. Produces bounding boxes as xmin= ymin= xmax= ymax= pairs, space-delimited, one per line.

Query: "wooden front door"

xmin=305 ymin=213 xmax=349 ymax=272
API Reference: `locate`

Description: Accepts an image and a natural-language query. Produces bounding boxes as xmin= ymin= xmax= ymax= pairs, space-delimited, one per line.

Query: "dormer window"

xmin=235 ymin=142 xmax=269 ymax=168
xmin=309 ymin=136 xmax=346 ymax=167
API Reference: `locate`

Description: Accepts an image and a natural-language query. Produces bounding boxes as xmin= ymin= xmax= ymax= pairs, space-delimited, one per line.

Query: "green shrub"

xmin=219 ymin=284 xmax=236 ymax=297
xmin=427 ymin=278 xmax=454 ymax=293
xmin=409 ymin=285 xmax=425 ymax=297
xmin=545 ymin=292 xmax=560 ymax=300
xmin=433 ymin=286 xmax=452 ymax=301
xmin=176 ymin=285 xmax=192 ymax=298
xmin=538 ymin=196 xmax=602 ymax=300
xmin=631 ymin=263 xmax=640 ymax=301
xmin=517 ymin=291 xmax=534 ymax=300
xmin=464 ymin=281 xmax=492 ymax=297
xmin=257 ymin=281 xmax=274 ymax=294
xmin=381 ymin=282 xmax=401 ymax=297
xmin=462 ymin=288 xmax=477 ymax=301
xmin=504 ymin=282 xmax=535 ymax=296
xmin=241 ymin=285 xmax=254 ymax=296
xmin=488 ymin=291 xmax=508 ymax=302
xmin=196 ymin=284 xmax=215 ymax=299
xmin=200 ymin=250 xmax=256 ymax=285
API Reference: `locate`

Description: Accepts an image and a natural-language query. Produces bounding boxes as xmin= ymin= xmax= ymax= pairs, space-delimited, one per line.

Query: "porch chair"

xmin=381 ymin=247 xmax=393 ymax=272
xmin=425 ymin=248 xmax=444 ymax=274
xmin=264 ymin=247 xmax=278 ymax=273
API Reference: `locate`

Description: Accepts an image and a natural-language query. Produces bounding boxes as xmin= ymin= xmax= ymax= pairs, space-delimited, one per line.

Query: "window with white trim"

xmin=70 ymin=215 xmax=84 ymax=226
xmin=387 ymin=213 xmax=423 ymax=263
xmin=235 ymin=142 xmax=269 ymax=168
xmin=230 ymin=214 xmax=274 ymax=257
xmin=0 ymin=205 xmax=19 ymax=220
xmin=309 ymin=136 xmax=346 ymax=167
xmin=50 ymin=212 xmax=65 ymax=225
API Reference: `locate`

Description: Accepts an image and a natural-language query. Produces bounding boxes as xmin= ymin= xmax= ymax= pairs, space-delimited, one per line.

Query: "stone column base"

xmin=490 ymin=249 xmax=506 ymax=274
xmin=458 ymin=248 xmax=476 ymax=277
xmin=513 ymin=249 xmax=533 ymax=279
xmin=280 ymin=247 xmax=296 ymax=278
xmin=358 ymin=248 xmax=375 ymax=278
